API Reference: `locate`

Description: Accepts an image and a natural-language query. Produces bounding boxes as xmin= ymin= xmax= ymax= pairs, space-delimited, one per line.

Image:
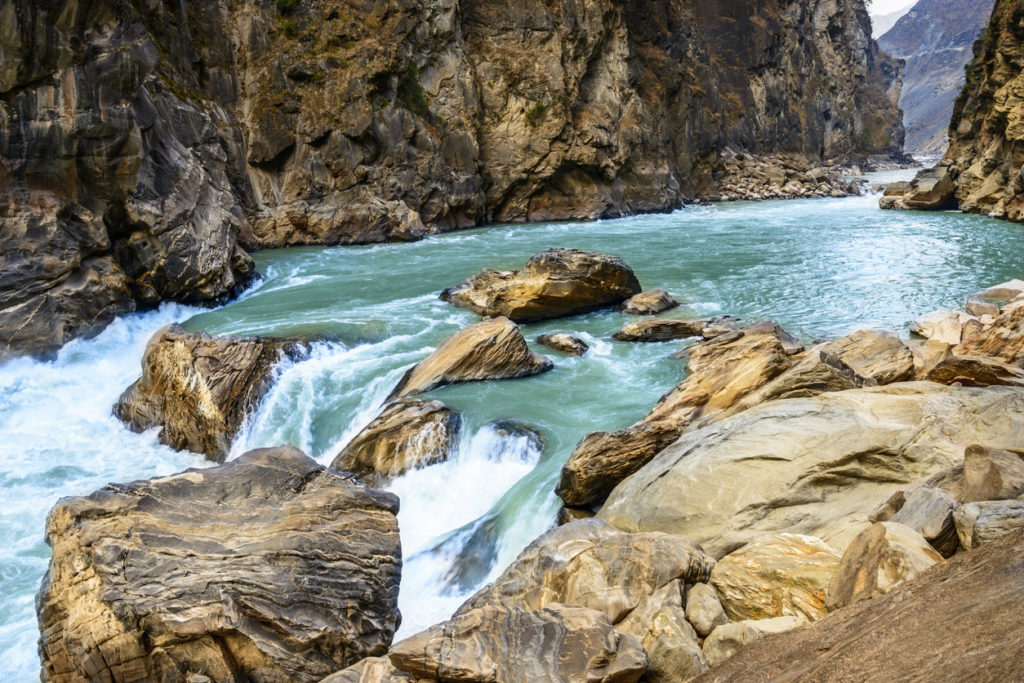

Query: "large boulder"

xmin=331 ymin=399 xmax=461 ymax=486
xmin=690 ymin=531 xmax=1024 ymax=682
xmin=440 ymin=249 xmax=641 ymax=322
xmin=599 ymin=383 xmax=1024 ymax=558
xmin=685 ymin=583 xmax=729 ymax=638
xmin=557 ymin=325 xmax=793 ymax=508
xmin=37 ymin=447 xmax=402 ymax=683
xmin=962 ymin=444 xmax=1024 ymax=502
xmin=820 ymin=329 xmax=915 ymax=384
xmin=882 ymin=165 xmax=957 ymax=210
xmin=825 ymin=522 xmax=942 ymax=611
xmin=114 ymin=324 xmax=290 ymax=462
xmin=701 ymin=617 xmax=806 ymax=668
xmin=388 ymin=604 xmax=647 ymax=683
xmin=387 ymin=317 xmax=552 ymax=400
xmin=710 ymin=534 xmax=840 ymax=622
xmin=620 ymin=289 xmax=680 ymax=315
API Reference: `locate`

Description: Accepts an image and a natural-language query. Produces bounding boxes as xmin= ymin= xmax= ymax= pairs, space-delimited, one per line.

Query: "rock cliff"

xmin=0 ymin=0 xmax=904 ymax=358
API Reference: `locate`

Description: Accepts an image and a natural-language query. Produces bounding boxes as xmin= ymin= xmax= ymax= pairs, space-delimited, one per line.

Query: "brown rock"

xmin=891 ymin=165 xmax=957 ymax=210
xmin=689 ymin=531 xmax=1024 ymax=682
xmin=962 ymin=444 xmax=1024 ymax=502
xmin=37 ymin=447 xmax=402 ymax=683
xmin=387 ymin=318 xmax=552 ymax=400
xmin=955 ymin=304 xmax=1024 ymax=365
xmin=910 ymin=308 xmax=978 ymax=345
xmin=536 ymin=333 xmax=589 ymax=356
xmin=440 ymin=249 xmax=641 ymax=322
xmin=388 ymin=604 xmax=647 ymax=683
xmin=909 ymin=338 xmax=952 ymax=379
xmin=620 ymin=289 xmax=680 ymax=315
xmin=113 ymin=324 xmax=289 ymax=462
xmin=821 ymin=329 xmax=914 ymax=384
xmin=556 ymin=506 xmax=595 ymax=525
xmin=613 ymin=318 xmax=707 ymax=342
xmin=701 ymin=616 xmax=807 ymax=668
xmin=825 ymin=522 xmax=942 ymax=611
xmin=925 ymin=353 xmax=1024 ymax=387
xmin=954 ymin=500 xmax=1024 ymax=549
xmin=331 ymin=400 xmax=461 ymax=486
xmin=710 ymin=534 xmax=840 ymax=622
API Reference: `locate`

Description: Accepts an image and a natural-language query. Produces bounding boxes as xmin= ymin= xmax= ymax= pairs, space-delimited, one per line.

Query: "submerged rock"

xmin=331 ymin=399 xmax=461 ymax=486
xmin=613 ymin=318 xmax=708 ymax=342
xmin=114 ymin=324 xmax=290 ymax=462
xmin=620 ymin=289 xmax=680 ymax=315
xmin=536 ymin=333 xmax=589 ymax=356
xmin=440 ymin=249 xmax=641 ymax=322
xmin=37 ymin=447 xmax=402 ymax=683
xmin=387 ymin=317 xmax=552 ymax=400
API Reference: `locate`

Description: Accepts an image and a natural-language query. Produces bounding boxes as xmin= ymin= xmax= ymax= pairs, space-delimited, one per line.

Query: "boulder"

xmin=965 ymin=279 xmax=1024 ymax=318
xmin=617 ymin=581 xmax=707 ymax=682
xmin=388 ymin=604 xmax=647 ymax=683
xmin=440 ymin=249 xmax=641 ymax=322
xmin=955 ymin=500 xmax=1024 ymax=549
xmin=710 ymin=534 xmax=840 ymax=622
xmin=598 ymin=383 xmax=1024 ymax=558
xmin=536 ymin=333 xmax=589 ymax=356
xmin=387 ymin=317 xmax=552 ymax=400
xmin=742 ymin=321 xmax=804 ymax=355
xmin=880 ymin=485 xmax=961 ymax=556
xmin=557 ymin=326 xmax=793 ymax=507
xmin=685 ymin=583 xmax=729 ymax=638
xmin=924 ymin=352 xmax=1024 ymax=387
xmin=955 ymin=304 xmax=1024 ymax=365
xmin=613 ymin=318 xmax=707 ymax=342
xmin=825 ymin=522 xmax=942 ymax=611
xmin=821 ymin=329 xmax=914 ymax=384
xmin=620 ymin=289 xmax=680 ymax=315
xmin=963 ymin=444 xmax=1024 ymax=502
xmin=331 ymin=399 xmax=461 ymax=486
xmin=458 ymin=518 xmax=715 ymax=623
xmin=896 ymin=165 xmax=958 ymax=210
xmin=114 ymin=324 xmax=290 ymax=462
xmin=688 ymin=531 xmax=1024 ymax=682
xmin=908 ymin=338 xmax=952 ymax=379
xmin=701 ymin=617 xmax=807 ymax=668
xmin=910 ymin=308 xmax=978 ymax=345
xmin=37 ymin=447 xmax=402 ymax=683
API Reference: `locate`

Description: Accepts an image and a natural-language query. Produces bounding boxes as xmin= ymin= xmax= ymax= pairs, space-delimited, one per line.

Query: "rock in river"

xmin=387 ymin=317 xmax=552 ymax=400
xmin=440 ymin=249 xmax=641 ymax=322
xmin=36 ymin=447 xmax=402 ymax=683
xmin=620 ymin=289 xmax=680 ymax=315
xmin=114 ymin=324 xmax=291 ymax=462
xmin=613 ymin=318 xmax=708 ymax=342
xmin=331 ymin=399 xmax=461 ymax=486
xmin=536 ymin=333 xmax=589 ymax=355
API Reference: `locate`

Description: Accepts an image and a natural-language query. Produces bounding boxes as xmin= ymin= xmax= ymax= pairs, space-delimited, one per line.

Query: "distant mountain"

xmin=880 ymin=0 xmax=994 ymax=156
xmin=870 ymin=3 xmax=914 ymax=38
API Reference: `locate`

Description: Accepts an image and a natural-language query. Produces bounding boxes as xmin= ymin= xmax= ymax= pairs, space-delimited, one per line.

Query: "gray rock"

xmin=702 ymin=617 xmax=807 ymax=667
xmin=963 ymin=444 xmax=1024 ymax=502
xmin=887 ymin=485 xmax=961 ymax=556
xmin=955 ymin=500 xmax=1024 ymax=549
xmin=536 ymin=333 xmax=589 ymax=356
xmin=685 ymin=583 xmax=729 ymax=638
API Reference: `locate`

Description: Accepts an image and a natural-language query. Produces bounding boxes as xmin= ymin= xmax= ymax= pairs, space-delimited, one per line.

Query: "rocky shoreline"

xmin=35 ymin=247 xmax=1024 ymax=681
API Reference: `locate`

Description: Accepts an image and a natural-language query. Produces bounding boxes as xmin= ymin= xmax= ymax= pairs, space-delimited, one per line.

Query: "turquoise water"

xmin=4 ymin=177 xmax=1024 ymax=677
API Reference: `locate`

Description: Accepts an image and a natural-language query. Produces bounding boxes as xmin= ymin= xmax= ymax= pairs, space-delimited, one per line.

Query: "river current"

xmin=4 ymin=173 xmax=1024 ymax=678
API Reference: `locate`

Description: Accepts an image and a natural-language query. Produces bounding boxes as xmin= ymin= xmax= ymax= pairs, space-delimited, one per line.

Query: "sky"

xmin=868 ymin=0 xmax=915 ymax=13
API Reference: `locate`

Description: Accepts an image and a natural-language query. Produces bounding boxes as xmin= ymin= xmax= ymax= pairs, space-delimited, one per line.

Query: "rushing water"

xmin=5 ymin=176 xmax=1024 ymax=679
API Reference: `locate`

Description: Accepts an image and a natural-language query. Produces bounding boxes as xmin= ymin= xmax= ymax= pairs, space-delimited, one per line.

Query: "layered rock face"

xmin=37 ymin=447 xmax=402 ymax=683
xmin=1 ymin=0 xmax=903 ymax=358
xmin=879 ymin=0 xmax=994 ymax=156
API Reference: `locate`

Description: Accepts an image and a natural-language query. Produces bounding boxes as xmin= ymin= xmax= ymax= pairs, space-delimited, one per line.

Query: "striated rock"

xmin=557 ymin=325 xmax=793 ymax=507
xmin=685 ymin=583 xmax=729 ymax=638
xmin=955 ymin=500 xmax=1024 ymax=549
xmin=620 ymin=289 xmax=680 ymax=315
xmin=440 ymin=250 xmax=641 ymax=322
xmin=321 ymin=657 xmax=414 ymax=683
xmin=613 ymin=318 xmax=708 ymax=342
xmin=821 ymin=329 xmax=914 ymax=384
xmin=690 ymin=531 xmax=1024 ymax=682
xmin=925 ymin=352 xmax=1024 ymax=387
xmin=742 ymin=321 xmax=805 ymax=355
xmin=617 ymin=580 xmax=707 ymax=682
xmin=909 ymin=338 xmax=953 ymax=379
xmin=599 ymin=383 xmax=1024 ymax=558
xmin=910 ymin=308 xmax=978 ymax=345
xmin=825 ymin=522 xmax=942 ymax=611
xmin=883 ymin=485 xmax=961 ymax=557
xmin=387 ymin=318 xmax=552 ymax=400
xmin=963 ymin=444 xmax=1024 ymax=502
xmin=388 ymin=604 xmax=647 ymax=683
xmin=331 ymin=399 xmax=461 ymax=486
xmin=114 ymin=324 xmax=289 ymax=462
xmin=710 ymin=534 xmax=841 ymax=622
xmin=883 ymin=165 xmax=958 ymax=210
xmin=458 ymin=518 xmax=714 ymax=623
xmin=557 ymin=506 xmax=596 ymax=526
xmin=536 ymin=333 xmax=589 ymax=356
xmin=955 ymin=304 xmax=1024 ymax=365
xmin=701 ymin=617 xmax=807 ymax=668
xmin=37 ymin=447 xmax=402 ymax=683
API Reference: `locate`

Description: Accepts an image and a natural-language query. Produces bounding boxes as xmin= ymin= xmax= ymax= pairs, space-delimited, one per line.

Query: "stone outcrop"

xmin=387 ymin=317 xmax=552 ymax=400
xmin=710 ymin=534 xmax=841 ymax=622
xmin=331 ymin=399 xmax=461 ymax=486
xmin=37 ymin=447 xmax=402 ymax=683
xmin=613 ymin=319 xmax=709 ymax=343
xmin=0 ymin=0 xmax=904 ymax=358
xmin=114 ymin=324 xmax=290 ymax=461
xmin=701 ymin=616 xmax=807 ymax=668
xmin=598 ymin=383 xmax=1024 ymax=558
xmin=536 ymin=333 xmax=589 ymax=356
xmin=440 ymin=250 xmax=641 ymax=322
xmin=620 ymin=289 xmax=680 ymax=315
xmin=690 ymin=531 xmax=1024 ymax=682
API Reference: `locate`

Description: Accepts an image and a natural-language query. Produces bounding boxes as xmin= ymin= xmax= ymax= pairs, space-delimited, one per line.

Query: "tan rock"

xmin=955 ymin=304 xmax=1024 ymax=365
xmin=701 ymin=617 xmax=807 ymax=668
xmin=963 ymin=444 xmax=1024 ymax=502
xmin=710 ymin=534 xmax=840 ymax=622
xmin=908 ymin=338 xmax=952 ymax=379
xmin=321 ymin=657 xmax=416 ymax=683
xmin=387 ymin=317 xmax=552 ymax=400
xmin=440 ymin=249 xmax=641 ymax=322
xmin=114 ymin=324 xmax=289 ymax=462
xmin=388 ymin=604 xmax=647 ymax=683
xmin=612 ymin=318 xmax=707 ymax=342
xmin=617 ymin=581 xmax=707 ymax=682
xmin=620 ymin=289 xmax=680 ymax=315
xmin=37 ymin=447 xmax=402 ymax=683
xmin=910 ymin=308 xmax=978 ymax=345
xmin=821 ymin=329 xmax=915 ymax=384
xmin=536 ymin=333 xmax=589 ymax=356
xmin=826 ymin=522 xmax=942 ymax=611
xmin=598 ymin=384 xmax=1024 ymax=558
xmin=880 ymin=485 xmax=961 ymax=556
xmin=685 ymin=583 xmax=730 ymax=638
xmin=955 ymin=500 xmax=1024 ymax=549
xmin=925 ymin=352 xmax=1024 ymax=387
xmin=966 ymin=279 xmax=1024 ymax=318
xmin=331 ymin=399 xmax=460 ymax=486
xmin=895 ymin=165 xmax=957 ymax=210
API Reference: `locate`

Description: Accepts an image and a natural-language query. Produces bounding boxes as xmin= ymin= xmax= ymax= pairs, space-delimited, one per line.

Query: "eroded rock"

xmin=701 ymin=617 xmax=807 ymax=668
xmin=613 ymin=318 xmax=708 ymax=342
xmin=620 ymin=289 xmax=680 ymax=315
xmin=821 ymin=329 xmax=914 ymax=384
xmin=955 ymin=500 xmax=1024 ymax=549
xmin=536 ymin=333 xmax=589 ymax=356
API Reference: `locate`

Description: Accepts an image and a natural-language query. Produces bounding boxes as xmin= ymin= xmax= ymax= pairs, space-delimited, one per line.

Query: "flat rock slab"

xmin=37 ymin=447 xmax=402 ymax=683
xmin=691 ymin=531 xmax=1024 ymax=682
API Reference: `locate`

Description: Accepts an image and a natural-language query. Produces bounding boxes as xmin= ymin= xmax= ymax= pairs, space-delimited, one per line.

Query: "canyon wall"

xmin=0 ymin=0 xmax=904 ymax=358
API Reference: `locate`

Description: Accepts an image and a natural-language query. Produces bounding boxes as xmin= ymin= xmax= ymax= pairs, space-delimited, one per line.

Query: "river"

xmin=4 ymin=174 xmax=1024 ymax=679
